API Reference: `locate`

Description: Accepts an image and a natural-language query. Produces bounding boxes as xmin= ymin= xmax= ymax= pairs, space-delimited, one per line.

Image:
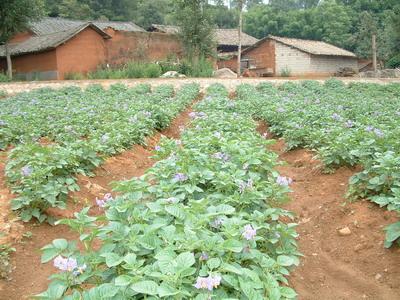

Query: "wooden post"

xmin=5 ymin=42 xmax=13 ymax=80
xmin=237 ymin=0 xmax=243 ymax=78
xmin=372 ymin=34 xmax=377 ymax=72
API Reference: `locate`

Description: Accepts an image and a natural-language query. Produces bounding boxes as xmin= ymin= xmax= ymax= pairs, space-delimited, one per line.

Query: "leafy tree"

xmin=0 ymin=0 xmax=45 ymax=79
xmin=174 ymin=0 xmax=216 ymax=60
xmin=59 ymin=0 xmax=92 ymax=20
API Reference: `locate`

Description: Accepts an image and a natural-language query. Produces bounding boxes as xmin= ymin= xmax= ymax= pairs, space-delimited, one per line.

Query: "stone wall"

xmin=309 ymin=55 xmax=358 ymax=76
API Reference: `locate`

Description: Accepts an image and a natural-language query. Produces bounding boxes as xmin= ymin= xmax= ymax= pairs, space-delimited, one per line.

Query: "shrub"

xmin=386 ymin=53 xmax=400 ymax=69
xmin=64 ymin=72 xmax=85 ymax=80
xmin=0 ymin=72 xmax=10 ymax=82
xmin=280 ymin=66 xmax=291 ymax=77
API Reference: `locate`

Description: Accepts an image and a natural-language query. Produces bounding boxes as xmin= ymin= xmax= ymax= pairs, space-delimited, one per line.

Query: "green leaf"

xmin=115 ymin=275 xmax=133 ymax=286
xmin=384 ymin=221 xmax=400 ymax=248
xmin=207 ymin=257 xmax=221 ymax=270
xmin=223 ymin=239 xmax=243 ymax=252
xmin=101 ymin=252 xmax=123 ymax=267
xmin=277 ymin=255 xmax=295 ymax=267
xmin=130 ymin=280 xmax=159 ymax=295
xmin=157 ymin=283 xmax=179 ymax=297
xmin=164 ymin=205 xmax=185 ymax=220
xmin=52 ymin=239 xmax=68 ymax=250
xmin=176 ymin=252 xmax=195 ymax=269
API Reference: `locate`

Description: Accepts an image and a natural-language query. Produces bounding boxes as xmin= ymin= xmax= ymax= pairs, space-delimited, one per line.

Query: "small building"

xmin=239 ymin=35 xmax=358 ymax=77
xmin=148 ymin=24 xmax=259 ymax=70
xmin=0 ymin=18 xmax=182 ymax=80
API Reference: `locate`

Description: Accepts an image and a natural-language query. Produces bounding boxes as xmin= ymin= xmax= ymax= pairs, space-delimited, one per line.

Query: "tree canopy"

xmin=14 ymin=0 xmax=400 ymax=62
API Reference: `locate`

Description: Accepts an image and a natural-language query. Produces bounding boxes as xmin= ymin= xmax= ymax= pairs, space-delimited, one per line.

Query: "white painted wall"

xmin=275 ymin=42 xmax=311 ymax=76
xmin=275 ymin=41 xmax=358 ymax=76
xmin=310 ymin=55 xmax=358 ymax=75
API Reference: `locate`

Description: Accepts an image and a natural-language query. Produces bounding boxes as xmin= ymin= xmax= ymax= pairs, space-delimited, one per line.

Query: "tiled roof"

xmin=244 ymin=35 xmax=356 ymax=57
xmin=0 ymin=23 xmax=111 ymax=57
xmin=148 ymin=24 xmax=180 ymax=35
xmin=214 ymin=29 xmax=258 ymax=47
xmin=149 ymin=24 xmax=259 ymax=47
xmin=31 ymin=17 xmax=145 ymax=35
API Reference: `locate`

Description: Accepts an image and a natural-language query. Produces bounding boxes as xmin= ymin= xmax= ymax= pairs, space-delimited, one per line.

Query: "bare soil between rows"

xmin=0 ymin=105 xmax=194 ymax=300
xmin=257 ymin=122 xmax=400 ymax=300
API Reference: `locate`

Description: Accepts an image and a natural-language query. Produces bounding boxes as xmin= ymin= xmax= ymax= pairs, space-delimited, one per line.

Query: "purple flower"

xmin=331 ymin=113 xmax=341 ymax=121
xmin=101 ymin=134 xmax=109 ymax=143
xmin=53 ymin=256 xmax=78 ymax=272
xmin=96 ymin=193 xmax=114 ymax=208
xmin=374 ymin=128 xmax=384 ymax=138
xmin=174 ymin=173 xmax=188 ymax=182
xmin=166 ymin=197 xmax=178 ymax=204
xmin=195 ymin=125 xmax=202 ymax=131
xmin=227 ymin=101 xmax=235 ymax=108
xmin=72 ymin=264 xmax=87 ymax=276
xmin=0 ymin=120 xmax=6 ymax=126
xmin=143 ymin=111 xmax=152 ymax=117
xmin=199 ymin=252 xmax=209 ymax=261
xmin=277 ymin=107 xmax=285 ymax=113
xmin=238 ymin=179 xmax=253 ymax=193
xmin=175 ymin=140 xmax=182 ymax=145
xmin=210 ymin=217 xmax=224 ymax=229
xmin=129 ymin=116 xmax=138 ymax=123
xmin=213 ymin=132 xmax=222 ymax=139
xmin=276 ymin=175 xmax=292 ymax=186
xmin=194 ymin=275 xmax=221 ymax=291
xmin=155 ymin=145 xmax=161 ymax=151
xmin=21 ymin=165 xmax=33 ymax=177
xmin=242 ymin=224 xmax=257 ymax=240
xmin=243 ymin=163 xmax=249 ymax=170
xmin=262 ymin=132 xmax=268 ymax=139
xmin=212 ymin=152 xmax=230 ymax=162
xmin=345 ymin=120 xmax=354 ymax=128
xmin=365 ymin=125 xmax=374 ymax=132
xmin=189 ymin=112 xmax=207 ymax=119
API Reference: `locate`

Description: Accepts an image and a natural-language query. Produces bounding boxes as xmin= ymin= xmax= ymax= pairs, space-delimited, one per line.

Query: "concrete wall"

xmin=105 ymin=31 xmax=183 ymax=65
xmin=310 ymin=55 xmax=358 ymax=75
xmin=56 ymin=27 xmax=107 ymax=79
xmin=275 ymin=42 xmax=311 ymax=76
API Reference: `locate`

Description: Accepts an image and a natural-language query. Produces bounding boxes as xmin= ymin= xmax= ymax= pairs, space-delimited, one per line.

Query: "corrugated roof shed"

xmin=246 ymin=35 xmax=356 ymax=57
xmin=0 ymin=23 xmax=111 ymax=57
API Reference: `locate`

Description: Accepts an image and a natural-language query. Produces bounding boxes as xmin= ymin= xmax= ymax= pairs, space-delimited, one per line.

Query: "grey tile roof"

xmin=214 ymin=29 xmax=259 ymax=47
xmin=244 ymin=35 xmax=356 ymax=57
xmin=149 ymin=24 xmax=259 ymax=47
xmin=31 ymin=17 xmax=145 ymax=35
xmin=269 ymin=35 xmax=356 ymax=57
xmin=0 ymin=23 xmax=111 ymax=57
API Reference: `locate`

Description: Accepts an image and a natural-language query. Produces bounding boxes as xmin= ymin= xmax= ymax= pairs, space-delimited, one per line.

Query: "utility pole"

xmin=237 ymin=0 xmax=243 ymax=78
xmin=372 ymin=34 xmax=377 ymax=72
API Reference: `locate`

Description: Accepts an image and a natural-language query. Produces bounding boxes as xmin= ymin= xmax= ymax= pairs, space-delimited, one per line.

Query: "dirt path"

xmin=0 ymin=105 xmax=194 ymax=300
xmin=264 ymin=132 xmax=400 ymax=299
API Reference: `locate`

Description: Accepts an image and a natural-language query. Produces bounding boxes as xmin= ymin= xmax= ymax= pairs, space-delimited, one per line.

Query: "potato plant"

xmin=235 ymin=80 xmax=400 ymax=247
xmin=36 ymin=84 xmax=299 ymax=299
xmin=1 ymin=83 xmax=199 ymax=223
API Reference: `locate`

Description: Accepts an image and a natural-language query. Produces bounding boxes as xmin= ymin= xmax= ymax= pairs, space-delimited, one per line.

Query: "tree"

xmin=174 ymin=0 xmax=216 ymax=60
xmin=59 ymin=0 xmax=92 ymax=20
xmin=0 ymin=0 xmax=45 ymax=79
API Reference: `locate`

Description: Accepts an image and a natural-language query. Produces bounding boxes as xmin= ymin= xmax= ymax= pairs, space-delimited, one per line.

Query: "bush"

xmin=64 ymin=72 xmax=85 ymax=80
xmin=280 ymin=66 xmax=291 ymax=77
xmin=0 ymin=72 xmax=10 ymax=82
xmin=386 ymin=53 xmax=400 ymax=69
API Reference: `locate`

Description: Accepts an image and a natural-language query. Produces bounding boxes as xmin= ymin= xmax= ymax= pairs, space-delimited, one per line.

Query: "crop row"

xmin=37 ymin=84 xmax=299 ymax=299
xmin=1 ymin=83 xmax=199 ymax=223
xmin=235 ymin=80 xmax=400 ymax=247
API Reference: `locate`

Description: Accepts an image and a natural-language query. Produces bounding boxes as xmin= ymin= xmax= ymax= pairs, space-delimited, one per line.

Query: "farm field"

xmin=0 ymin=80 xmax=399 ymax=299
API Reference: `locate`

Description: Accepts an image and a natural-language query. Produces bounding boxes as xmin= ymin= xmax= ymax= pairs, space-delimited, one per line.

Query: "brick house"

xmin=0 ymin=18 xmax=182 ymax=80
xmin=238 ymin=35 xmax=358 ymax=77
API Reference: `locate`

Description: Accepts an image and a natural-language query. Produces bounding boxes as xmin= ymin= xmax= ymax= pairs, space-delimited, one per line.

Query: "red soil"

xmin=0 ymin=105 xmax=193 ymax=299
xmin=257 ymin=122 xmax=400 ymax=300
